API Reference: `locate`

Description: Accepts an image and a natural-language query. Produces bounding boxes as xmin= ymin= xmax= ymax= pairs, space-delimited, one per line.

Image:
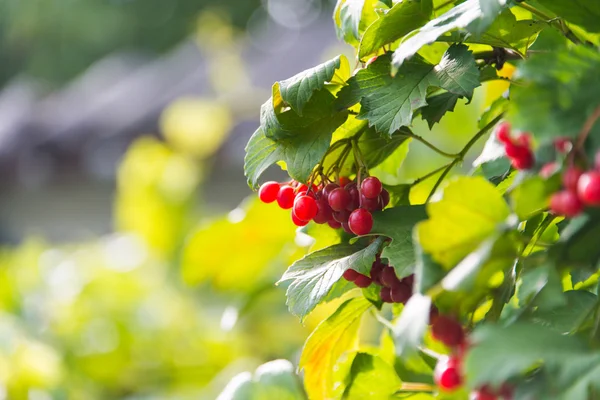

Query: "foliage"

xmin=235 ymin=0 xmax=600 ymax=399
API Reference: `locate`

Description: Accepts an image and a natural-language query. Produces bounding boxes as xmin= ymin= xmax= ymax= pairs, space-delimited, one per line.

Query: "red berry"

xmin=277 ymin=185 xmax=295 ymax=209
xmin=499 ymin=384 xmax=514 ymax=399
xmin=360 ymin=194 xmax=381 ymax=211
xmin=431 ymin=315 xmax=465 ymax=347
xmin=370 ymin=261 xmax=385 ymax=285
xmin=258 ymin=181 xmax=280 ymax=203
xmin=333 ymin=209 xmax=350 ymax=223
xmin=380 ymin=189 xmax=390 ymax=208
xmin=343 ymin=269 xmax=359 ymax=282
xmin=313 ymin=199 xmax=332 ymax=224
xmin=402 ymin=274 xmax=414 ymax=288
xmin=577 ymin=171 xmax=600 ymax=205
xmin=504 ymin=143 xmax=529 ymax=159
xmin=510 ymin=152 xmax=534 ymax=170
xmin=361 ymin=176 xmax=383 ymax=199
xmin=495 ymin=122 xmax=511 ymax=144
xmin=434 ymin=357 xmax=462 ymax=391
xmin=339 ymin=176 xmax=351 ymax=187
xmin=554 ymin=137 xmax=572 ymax=153
xmin=381 ymin=266 xmax=401 ymax=289
xmin=291 ymin=212 xmax=309 ymax=227
xmin=328 ymin=188 xmax=351 ymax=211
xmin=345 ymin=183 xmax=360 ymax=211
xmin=539 ymin=162 xmax=558 ymax=179
xmin=470 ymin=386 xmax=497 ymax=400
xmin=515 ymin=133 xmax=531 ymax=148
xmin=327 ymin=220 xmax=341 ymax=229
xmin=293 ymin=195 xmax=318 ymax=221
xmin=296 ymin=183 xmax=317 ymax=194
xmin=341 ymin=222 xmax=353 ymax=234
xmin=380 ymin=287 xmax=392 ymax=303
xmin=322 ymin=183 xmax=339 ymax=197
xmin=354 ymin=274 xmax=372 ymax=288
xmin=563 ymin=166 xmax=583 ymax=193
xmin=391 ymin=283 xmax=412 ymax=303
xmin=348 ymin=209 xmax=373 ymax=235
xmin=595 ymin=152 xmax=600 ymax=170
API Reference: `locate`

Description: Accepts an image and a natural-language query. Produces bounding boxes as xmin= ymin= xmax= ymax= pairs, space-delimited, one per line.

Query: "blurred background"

xmin=0 ymin=0 xmax=508 ymax=398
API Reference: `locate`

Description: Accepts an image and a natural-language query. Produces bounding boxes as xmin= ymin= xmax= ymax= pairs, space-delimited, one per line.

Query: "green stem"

xmin=426 ymin=114 xmax=504 ymax=202
xmin=403 ymin=131 xmax=459 ymax=158
xmin=411 ymin=162 xmax=453 ymax=187
xmin=517 ymin=2 xmax=582 ymax=45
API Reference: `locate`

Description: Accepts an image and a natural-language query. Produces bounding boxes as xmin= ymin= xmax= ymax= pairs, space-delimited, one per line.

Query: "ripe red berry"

xmin=550 ymin=191 xmax=584 ymax=217
xmin=391 ymin=283 xmax=412 ymax=303
xmin=470 ymin=386 xmax=497 ymax=400
xmin=361 ymin=177 xmax=383 ymax=199
xmin=327 ymin=220 xmax=341 ymax=229
xmin=291 ymin=212 xmax=309 ymax=227
xmin=333 ymin=209 xmax=350 ymax=223
xmin=370 ymin=261 xmax=385 ymax=285
xmin=328 ymin=188 xmax=351 ymax=211
xmin=322 ymin=183 xmax=339 ymax=197
xmin=360 ymin=194 xmax=381 ymax=211
xmin=343 ymin=269 xmax=359 ymax=282
xmin=434 ymin=357 xmax=462 ymax=392
xmin=380 ymin=287 xmax=392 ymax=303
xmin=380 ymin=189 xmax=390 ymax=208
xmin=381 ymin=266 xmax=401 ymax=289
xmin=258 ymin=181 xmax=280 ymax=203
xmin=515 ymin=133 xmax=531 ymax=148
xmin=510 ymin=152 xmax=534 ymax=170
xmin=563 ymin=166 xmax=583 ymax=193
xmin=345 ymin=183 xmax=360 ymax=211
xmin=354 ymin=274 xmax=372 ymax=288
xmin=495 ymin=122 xmax=511 ymax=144
xmin=504 ymin=143 xmax=529 ymax=159
xmin=293 ymin=195 xmax=318 ymax=221
xmin=277 ymin=185 xmax=295 ymax=209
xmin=341 ymin=222 xmax=353 ymax=234
xmin=348 ymin=209 xmax=373 ymax=235
xmin=313 ymin=199 xmax=332 ymax=224
xmin=578 ymin=171 xmax=600 ymax=205
xmin=432 ymin=315 xmax=465 ymax=347
xmin=402 ymin=274 xmax=414 ymax=288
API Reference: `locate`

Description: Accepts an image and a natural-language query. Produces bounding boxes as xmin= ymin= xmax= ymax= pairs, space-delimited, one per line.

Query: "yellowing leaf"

xmin=416 ymin=176 xmax=510 ymax=268
xmin=300 ymin=297 xmax=371 ymax=400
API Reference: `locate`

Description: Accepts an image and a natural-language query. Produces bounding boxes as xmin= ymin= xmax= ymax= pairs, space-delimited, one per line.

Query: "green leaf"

xmin=300 ymin=297 xmax=372 ymax=400
xmin=338 ymin=45 xmax=479 ymax=136
xmin=511 ymin=175 xmax=560 ymax=220
xmin=279 ymin=55 xmax=350 ymax=115
xmin=244 ymin=105 xmax=348 ymax=188
xmin=518 ymin=258 xmax=566 ymax=312
xmin=472 ymin=124 xmax=506 ymax=168
xmin=369 ymin=137 xmax=412 ymax=185
xmin=465 ymin=322 xmax=588 ymax=388
xmin=392 ymin=293 xmax=432 ymax=356
xmin=334 ymin=0 xmax=379 ymax=46
xmin=478 ymin=95 xmax=508 ymax=130
xmin=344 ymin=353 xmax=402 ymax=399
xmin=279 ymin=238 xmax=384 ymax=319
xmin=441 ymin=235 xmax=497 ymax=292
xmin=372 ymin=205 xmax=428 ymax=277
xmin=550 ymin=209 xmax=600 ymax=269
xmin=392 ymin=0 xmax=504 ymax=69
xmin=537 ymin=0 xmax=600 ymax=33
xmin=414 ymin=240 xmax=446 ymax=293
xmin=217 ymin=359 xmax=305 ymax=400
xmin=509 ymin=45 xmax=600 ymax=143
xmin=420 ymin=92 xmax=460 ymax=129
xmin=416 ymin=176 xmax=511 ymax=268
xmin=529 ymin=290 xmax=598 ymax=334
xmin=382 ymin=184 xmax=411 ymax=207
xmin=438 ymin=11 xmax=545 ymax=57
xmin=358 ymin=0 xmax=433 ymax=59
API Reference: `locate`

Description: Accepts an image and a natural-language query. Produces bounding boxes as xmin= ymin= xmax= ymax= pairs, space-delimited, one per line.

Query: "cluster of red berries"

xmin=257 ymin=176 xmax=389 ymax=236
xmin=430 ymin=315 xmax=512 ymax=399
xmin=547 ymin=156 xmax=600 ymax=218
xmin=496 ymin=122 xmax=534 ymax=170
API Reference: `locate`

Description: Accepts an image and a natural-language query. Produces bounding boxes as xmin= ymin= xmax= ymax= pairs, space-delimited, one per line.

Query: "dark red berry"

xmin=563 ymin=166 xmax=583 ymax=193
xmin=495 ymin=122 xmax=511 ymax=144
xmin=391 ymin=283 xmax=412 ymax=303
xmin=327 ymin=220 xmax=341 ymax=229
xmin=277 ymin=185 xmax=295 ymax=209
xmin=291 ymin=212 xmax=309 ymax=227
xmin=539 ymin=162 xmax=558 ymax=179
xmin=361 ymin=176 xmax=383 ymax=199
xmin=381 ymin=266 xmax=401 ymax=289
xmin=402 ymin=274 xmax=414 ymax=288
xmin=380 ymin=287 xmax=392 ymax=303
xmin=293 ymin=195 xmax=318 ymax=221
xmin=360 ymin=194 xmax=381 ymax=211
xmin=550 ymin=190 xmax=584 ymax=217
xmin=504 ymin=143 xmax=530 ymax=159
xmin=328 ymin=188 xmax=351 ymax=211
xmin=343 ymin=269 xmax=359 ymax=282
xmin=578 ymin=171 xmax=600 ymax=205
xmin=380 ymin=189 xmax=390 ymax=208
xmin=322 ymin=183 xmax=339 ymax=197
xmin=345 ymin=183 xmax=360 ymax=211
xmin=339 ymin=176 xmax=351 ymax=187
xmin=470 ymin=386 xmax=497 ymax=400
xmin=313 ymin=199 xmax=332 ymax=224
xmin=499 ymin=383 xmax=514 ymax=399
xmin=434 ymin=357 xmax=462 ymax=391
xmin=341 ymin=222 xmax=353 ymax=234
xmin=370 ymin=261 xmax=385 ymax=285
xmin=258 ymin=181 xmax=280 ymax=203
xmin=554 ymin=137 xmax=572 ymax=153
xmin=431 ymin=315 xmax=465 ymax=347
xmin=348 ymin=209 xmax=373 ymax=236
xmin=595 ymin=151 xmax=600 ymax=170
xmin=354 ymin=274 xmax=372 ymax=288
xmin=333 ymin=209 xmax=350 ymax=223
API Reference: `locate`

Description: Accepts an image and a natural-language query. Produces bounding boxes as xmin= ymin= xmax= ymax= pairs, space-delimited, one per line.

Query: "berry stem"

xmin=426 ymin=114 xmax=504 ymax=202
xmin=516 ymin=2 xmax=582 ymax=45
xmin=569 ymin=105 xmax=600 ymax=165
xmin=402 ymin=129 xmax=459 ymax=158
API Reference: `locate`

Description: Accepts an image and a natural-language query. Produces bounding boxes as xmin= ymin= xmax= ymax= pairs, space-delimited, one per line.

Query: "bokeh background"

xmin=0 ymin=1 xmax=509 ymax=398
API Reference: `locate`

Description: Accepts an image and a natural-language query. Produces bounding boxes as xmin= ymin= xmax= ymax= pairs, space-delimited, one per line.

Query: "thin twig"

xmin=403 ymin=131 xmax=459 ymax=158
